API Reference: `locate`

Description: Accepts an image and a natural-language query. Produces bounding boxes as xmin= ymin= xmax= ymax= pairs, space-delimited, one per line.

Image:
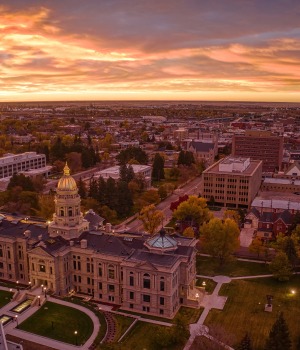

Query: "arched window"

xmin=129 ymin=271 xmax=134 ymax=286
xmin=108 ymin=264 xmax=115 ymax=279
xmin=98 ymin=263 xmax=102 ymax=277
xmin=68 ymin=207 xmax=73 ymax=217
xmin=60 ymin=207 xmax=64 ymax=216
xmin=143 ymin=273 xmax=150 ymax=289
xmin=160 ymin=277 xmax=165 ymax=291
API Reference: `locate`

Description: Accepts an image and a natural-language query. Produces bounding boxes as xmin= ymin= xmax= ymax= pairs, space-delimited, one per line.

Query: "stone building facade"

xmin=0 ymin=164 xmax=201 ymax=318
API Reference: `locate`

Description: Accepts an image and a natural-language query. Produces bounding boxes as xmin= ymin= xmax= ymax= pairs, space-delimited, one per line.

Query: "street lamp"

xmin=43 ymin=287 xmax=47 ymax=298
xmin=28 ymin=281 xmax=31 ymax=290
xmin=38 ymin=295 xmax=41 ymax=306
xmin=74 ymin=330 xmax=78 ymax=346
xmin=15 ymin=315 xmax=18 ymax=328
xmin=202 ymin=281 xmax=206 ymax=288
xmin=16 ymin=280 xmax=19 ymax=291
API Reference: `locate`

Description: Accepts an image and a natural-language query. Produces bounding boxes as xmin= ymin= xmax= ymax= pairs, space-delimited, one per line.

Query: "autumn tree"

xmin=249 ymin=237 xmax=264 ymax=257
xmin=173 ymin=195 xmax=212 ymax=229
xmin=183 ymin=227 xmax=195 ymax=238
xmin=200 ymin=218 xmax=240 ymax=266
xmin=223 ymin=209 xmax=240 ymax=226
xmin=139 ymin=204 xmax=165 ymax=235
xmin=264 ymin=312 xmax=291 ymax=350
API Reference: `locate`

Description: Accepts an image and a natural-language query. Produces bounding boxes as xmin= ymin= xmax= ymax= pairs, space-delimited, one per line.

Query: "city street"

xmin=124 ymin=176 xmax=203 ymax=233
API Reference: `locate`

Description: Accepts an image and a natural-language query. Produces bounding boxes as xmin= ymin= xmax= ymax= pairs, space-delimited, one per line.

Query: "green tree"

xmin=77 ymin=178 xmax=87 ymax=199
xmin=200 ymin=218 xmax=240 ymax=266
xmin=152 ymin=153 xmax=165 ymax=181
xmin=139 ymin=204 xmax=165 ymax=235
xmin=269 ymin=252 xmax=292 ymax=281
xmin=37 ymin=194 xmax=55 ymax=220
xmin=237 ymin=333 xmax=253 ymax=350
xmin=173 ymin=195 xmax=212 ymax=228
xmin=116 ymin=147 xmax=148 ymax=165
xmin=223 ymin=209 xmax=240 ymax=225
xmin=7 ymin=173 xmax=35 ymax=192
xmin=264 ymin=312 xmax=291 ymax=350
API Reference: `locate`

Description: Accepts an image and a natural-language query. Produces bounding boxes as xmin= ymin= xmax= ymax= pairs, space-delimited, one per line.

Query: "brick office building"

xmin=232 ymin=131 xmax=283 ymax=172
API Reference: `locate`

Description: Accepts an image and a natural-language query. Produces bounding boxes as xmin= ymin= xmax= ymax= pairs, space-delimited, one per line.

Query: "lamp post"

xmin=38 ymin=295 xmax=41 ymax=306
xmin=15 ymin=315 xmax=18 ymax=328
xmin=202 ymin=281 xmax=206 ymax=290
xmin=16 ymin=280 xmax=19 ymax=291
xmin=74 ymin=330 xmax=78 ymax=346
xmin=43 ymin=287 xmax=47 ymax=298
xmin=28 ymin=281 xmax=31 ymax=290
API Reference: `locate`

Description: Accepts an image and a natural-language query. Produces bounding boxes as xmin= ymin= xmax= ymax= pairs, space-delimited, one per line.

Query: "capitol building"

xmin=0 ymin=164 xmax=201 ymax=318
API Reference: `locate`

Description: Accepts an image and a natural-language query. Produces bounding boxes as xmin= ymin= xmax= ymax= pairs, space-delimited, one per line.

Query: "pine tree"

xmin=237 ymin=333 xmax=253 ymax=350
xmin=264 ymin=312 xmax=291 ymax=350
xmin=152 ymin=153 xmax=165 ymax=181
xmin=77 ymin=177 xmax=87 ymax=199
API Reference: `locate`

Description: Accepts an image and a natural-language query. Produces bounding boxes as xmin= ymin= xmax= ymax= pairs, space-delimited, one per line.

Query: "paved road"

xmin=125 ymin=176 xmax=203 ymax=233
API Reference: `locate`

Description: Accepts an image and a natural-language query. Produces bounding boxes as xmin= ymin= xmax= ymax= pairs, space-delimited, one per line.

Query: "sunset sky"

xmin=1 ymin=1 xmax=300 ymax=102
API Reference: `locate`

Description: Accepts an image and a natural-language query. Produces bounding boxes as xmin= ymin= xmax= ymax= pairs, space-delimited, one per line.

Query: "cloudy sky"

xmin=1 ymin=0 xmax=300 ymax=102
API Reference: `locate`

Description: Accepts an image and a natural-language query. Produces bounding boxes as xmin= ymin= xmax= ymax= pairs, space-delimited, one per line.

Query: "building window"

xmin=143 ymin=273 xmax=150 ymax=289
xmin=87 ymin=277 xmax=91 ymax=285
xmin=0 ymin=262 xmax=3 ymax=269
xmin=98 ymin=264 xmax=102 ymax=277
xmin=99 ymin=294 xmax=102 ymax=299
xmin=109 ymin=295 xmax=115 ymax=302
xmin=108 ymin=284 xmax=115 ymax=292
xmin=160 ymin=297 xmax=164 ymax=305
xmin=129 ymin=275 xmax=134 ymax=286
xmin=142 ymin=306 xmax=150 ymax=312
xmin=39 ymin=265 xmax=46 ymax=272
xmin=130 ymin=304 xmax=133 ymax=309
xmin=98 ymin=282 xmax=102 ymax=290
xmin=108 ymin=265 xmax=115 ymax=279
xmin=0 ymin=245 xmax=2 ymax=257
xmin=159 ymin=309 xmax=164 ymax=315
xmin=129 ymin=291 xmax=134 ymax=300
xmin=160 ymin=279 xmax=165 ymax=292
xmin=143 ymin=294 xmax=150 ymax=303
xmin=87 ymin=263 xmax=90 ymax=273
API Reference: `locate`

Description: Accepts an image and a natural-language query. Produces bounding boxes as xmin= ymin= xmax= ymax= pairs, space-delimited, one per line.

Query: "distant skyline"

xmin=1 ymin=1 xmax=300 ymax=102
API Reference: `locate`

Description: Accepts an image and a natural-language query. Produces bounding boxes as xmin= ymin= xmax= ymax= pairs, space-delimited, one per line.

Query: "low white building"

xmin=94 ymin=164 xmax=152 ymax=188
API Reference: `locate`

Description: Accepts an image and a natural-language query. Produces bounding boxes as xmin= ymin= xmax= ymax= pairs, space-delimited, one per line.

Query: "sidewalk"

xmin=0 ymin=287 xmax=100 ymax=350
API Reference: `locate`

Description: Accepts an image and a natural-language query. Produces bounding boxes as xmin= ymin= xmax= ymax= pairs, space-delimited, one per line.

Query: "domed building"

xmin=48 ymin=163 xmax=89 ymax=240
xmin=0 ymin=165 xmax=202 ymax=319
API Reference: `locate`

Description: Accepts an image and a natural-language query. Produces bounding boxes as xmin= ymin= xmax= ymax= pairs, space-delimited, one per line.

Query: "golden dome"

xmin=57 ymin=163 xmax=77 ymax=191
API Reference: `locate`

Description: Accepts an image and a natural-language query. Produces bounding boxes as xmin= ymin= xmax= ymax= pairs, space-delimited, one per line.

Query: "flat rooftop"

xmin=204 ymin=157 xmax=262 ymax=176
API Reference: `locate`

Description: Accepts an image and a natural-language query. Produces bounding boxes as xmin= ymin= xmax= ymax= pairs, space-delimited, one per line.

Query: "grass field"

xmin=19 ymin=301 xmax=94 ymax=345
xmin=205 ymin=276 xmax=300 ymax=350
xmin=196 ymin=277 xmax=217 ymax=294
xmin=113 ymin=314 xmax=135 ymax=342
xmin=197 ymin=255 xmax=270 ymax=277
xmin=120 ymin=321 xmax=184 ymax=350
xmin=0 ymin=290 xmax=13 ymax=308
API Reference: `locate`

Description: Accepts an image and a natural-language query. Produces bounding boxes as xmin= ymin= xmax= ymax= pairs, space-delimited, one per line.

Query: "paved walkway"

xmin=0 ymin=287 xmax=100 ymax=350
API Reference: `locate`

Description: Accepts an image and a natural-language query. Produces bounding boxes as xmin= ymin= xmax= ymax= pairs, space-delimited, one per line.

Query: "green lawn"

xmin=0 ymin=290 xmax=13 ymax=308
xmin=174 ymin=306 xmax=204 ymax=324
xmin=120 ymin=321 xmax=183 ymax=350
xmin=197 ymin=255 xmax=270 ymax=277
xmin=205 ymin=276 xmax=300 ymax=350
xmin=113 ymin=314 xmax=135 ymax=342
xmin=19 ymin=301 xmax=94 ymax=345
xmin=196 ymin=277 xmax=217 ymax=294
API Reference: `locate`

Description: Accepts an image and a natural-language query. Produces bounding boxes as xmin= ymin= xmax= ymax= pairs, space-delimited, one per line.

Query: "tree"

xmin=37 ymin=194 xmax=55 ymax=220
xmin=249 ymin=237 xmax=264 ymax=257
xmin=139 ymin=204 xmax=165 ymax=235
xmin=200 ymin=218 xmax=240 ymax=266
xmin=264 ymin=312 xmax=291 ymax=350
xmin=173 ymin=195 xmax=212 ymax=229
xmin=269 ymin=252 xmax=292 ymax=281
xmin=7 ymin=173 xmax=35 ymax=192
xmin=183 ymin=226 xmax=195 ymax=238
xmin=152 ymin=153 xmax=165 ymax=181
xmin=237 ymin=333 xmax=253 ymax=350
xmin=223 ymin=209 xmax=240 ymax=226
xmin=77 ymin=178 xmax=87 ymax=199
xmin=116 ymin=147 xmax=148 ymax=165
